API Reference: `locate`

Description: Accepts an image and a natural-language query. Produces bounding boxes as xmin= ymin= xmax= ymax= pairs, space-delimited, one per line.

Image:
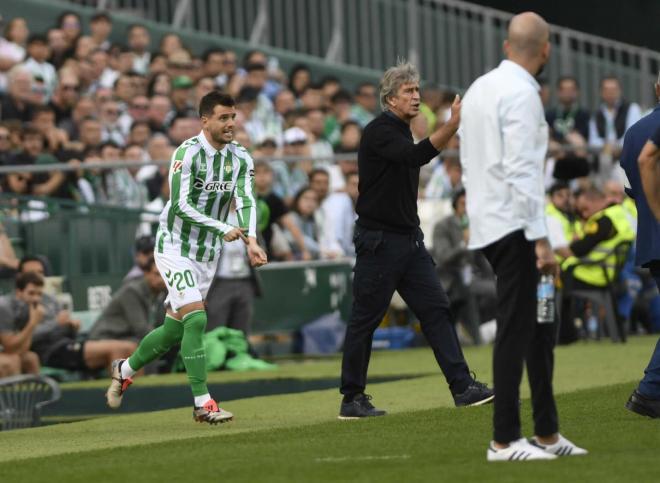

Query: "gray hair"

xmin=379 ymin=61 xmax=420 ymax=111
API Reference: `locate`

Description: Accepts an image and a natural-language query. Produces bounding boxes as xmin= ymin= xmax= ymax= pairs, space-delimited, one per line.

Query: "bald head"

xmin=506 ymin=12 xmax=550 ymax=59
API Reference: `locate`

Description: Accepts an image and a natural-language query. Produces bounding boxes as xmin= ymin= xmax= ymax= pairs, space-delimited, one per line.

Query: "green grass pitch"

xmin=0 ymin=336 xmax=658 ymax=482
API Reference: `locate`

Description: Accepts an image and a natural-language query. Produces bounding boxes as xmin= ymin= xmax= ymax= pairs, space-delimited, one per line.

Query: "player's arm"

xmin=233 ymin=152 xmax=267 ymax=266
xmin=170 ymin=147 xmax=235 ymax=237
xmin=638 ymin=129 xmax=660 ymax=221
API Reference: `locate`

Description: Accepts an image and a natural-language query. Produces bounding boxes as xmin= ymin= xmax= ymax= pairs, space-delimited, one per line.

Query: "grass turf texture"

xmin=0 ymin=336 xmax=657 ymax=482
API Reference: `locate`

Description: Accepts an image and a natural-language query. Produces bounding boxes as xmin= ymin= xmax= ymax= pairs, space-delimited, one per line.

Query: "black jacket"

xmin=355 ymin=112 xmax=439 ymax=233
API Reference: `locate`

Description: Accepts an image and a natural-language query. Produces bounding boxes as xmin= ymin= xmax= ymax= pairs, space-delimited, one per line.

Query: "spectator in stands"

xmin=170 ymin=75 xmax=196 ymax=118
xmin=289 ymin=63 xmax=311 ymax=99
xmin=147 ymin=94 xmax=173 ymax=133
xmin=118 ymin=95 xmax=149 ymax=137
xmin=308 ymin=168 xmax=345 ymax=258
xmin=0 ymin=65 xmax=36 ymax=122
xmin=419 ymin=84 xmax=443 ymax=132
xmin=271 ymin=126 xmax=312 ymax=204
xmin=147 ymin=72 xmax=171 ymax=98
xmin=12 ymin=125 xmax=65 ymax=197
xmin=14 ymin=257 xmax=136 ymax=373
xmin=206 ymin=202 xmax=260 ymax=333
xmin=22 ymin=34 xmax=56 ymax=101
xmin=99 ymin=99 xmax=125 ymax=146
xmin=0 ymin=17 xmax=28 ymax=93
xmin=559 ymin=187 xmax=636 ymax=343
xmin=124 ymin=235 xmax=155 ymax=282
xmin=320 ymin=166 xmax=357 ymax=256
xmin=431 ymin=189 xmax=496 ymax=345
xmin=194 ymin=76 xmax=215 ymax=107
xmin=168 ymin=115 xmax=201 ymax=146
xmin=87 ymin=49 xmax=115 ymax=92
xmin=254 ymin=160 xmax=310 ymax=260
xmin=0 ymin=272 xmax=42 ymax=376
xmin=545 ymin=181 xmax=580 ymax=263
xmin=589 ymin=76 xmax=642 ymax=154
xmin=339 ymin=120 xmax=362 ymax=152
xmin=202 ymin=47 xmax=226 ymax=87
xmin=425 ymin=147 xmax=463 ymax=200
xmin=300 ymin=83 xmax=324 ymax=111
xmin=113 ymin=74 xmax=135 ymax=110
xmin=128 ymin=120 xmax=152 ymax=147
xmin=603 ymin=178 xmax=637 ymax=228
xmin=159 ymin=33 xmax=184 ymax=59
xmin=325 ymin=89 xmax=353 ymax=147
xmin=351 ymin=82 xmax=378 ymax=128
xmin=546 ymin=76 xmax=590 ymax=143
xmin=90 ymin=256 xmax=165 ymax=343
xmin=287 ymin=187 xmax=323 ymax=259
xmin=49 ymin=69 xmax=79 ymax=125
xmin=57 ymin=11 xmax=81 ymax=49
xmin=274 ymin=88 xmax=296 ymax=118
xmin=89 ymin=11 xmax=113 ymax=51
xmin=127 ymin=23 xmax=151 ymax=75
xmin=305 ymin=107 xmax=334 ymax=159
xmin=72 ymin=35 xmax=95 ymax=63
xmin=95 ymin=140 xmax=147 ymax=208
xmin=31 ymin=105 xmax=69 ymax=155
xmin=77 ymin=115 xmax=102 ymax=151
xmin=320 ymin=76 xmax=341 ymax=108
xmin=46 ymin=28 xmax=68 ymax=69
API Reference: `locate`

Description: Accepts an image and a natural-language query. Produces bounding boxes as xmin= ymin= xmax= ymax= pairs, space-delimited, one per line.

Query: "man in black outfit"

xmin=339 ymin=62 xmax=494 ymax=419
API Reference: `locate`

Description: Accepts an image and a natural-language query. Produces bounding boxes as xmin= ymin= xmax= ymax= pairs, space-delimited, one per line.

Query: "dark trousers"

xmin=340 ymin=226 xmax=472 ymax=397
xmin=206 ymin=278 xmax=255 ymax=334
xmin=481 ymin=230 xmax=559 ymax=443
xmin=639 ymin=271 xmax=660 ymax=399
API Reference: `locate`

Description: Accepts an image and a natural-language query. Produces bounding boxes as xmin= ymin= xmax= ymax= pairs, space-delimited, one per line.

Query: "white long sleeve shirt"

xmin=459 ymin=60 xmax=549 ymax=249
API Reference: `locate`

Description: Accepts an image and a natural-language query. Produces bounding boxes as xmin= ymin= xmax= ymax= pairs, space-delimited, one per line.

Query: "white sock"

xmin=194 ymin=393 xmax=212 ymax=407
xmin=120 ymin=359 xmax=136 ymax=379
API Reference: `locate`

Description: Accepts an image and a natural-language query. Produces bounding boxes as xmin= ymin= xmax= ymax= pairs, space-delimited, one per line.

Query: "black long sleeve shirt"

xmin=355 ymin=111 xmax=439 ymax=233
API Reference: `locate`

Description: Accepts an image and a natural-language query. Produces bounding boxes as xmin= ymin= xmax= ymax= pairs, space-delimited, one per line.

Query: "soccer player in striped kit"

xmin=106 ymin=91 xmax=268 ymax=424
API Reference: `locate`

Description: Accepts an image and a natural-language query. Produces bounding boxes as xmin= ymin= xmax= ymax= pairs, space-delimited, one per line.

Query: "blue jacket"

xmin=620 ymin=104 xmax=660 ymax=266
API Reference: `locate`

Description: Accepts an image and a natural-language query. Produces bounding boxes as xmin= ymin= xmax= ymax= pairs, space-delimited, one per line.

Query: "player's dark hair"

xmin=198 ymin=91 xmax=235 ymax=118
xmin=16 ymin=271 xmax=44 ymax=291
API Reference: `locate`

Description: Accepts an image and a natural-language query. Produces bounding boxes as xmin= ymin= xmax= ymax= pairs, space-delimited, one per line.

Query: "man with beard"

xmin=105 ymin=91 xmax=267 ymax=424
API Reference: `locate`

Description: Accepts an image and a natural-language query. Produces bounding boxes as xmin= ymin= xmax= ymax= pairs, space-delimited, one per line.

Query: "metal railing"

xmin=63 ymin=0 xmax=660 ymax=109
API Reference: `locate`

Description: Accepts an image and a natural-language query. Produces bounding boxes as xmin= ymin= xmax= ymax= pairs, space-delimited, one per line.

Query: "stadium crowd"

xmin=0 ymin=11 xmax=658 ymax=378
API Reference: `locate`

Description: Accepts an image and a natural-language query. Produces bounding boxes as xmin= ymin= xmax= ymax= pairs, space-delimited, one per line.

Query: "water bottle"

xmin=537 ymin=274 xmax=555 ymax=324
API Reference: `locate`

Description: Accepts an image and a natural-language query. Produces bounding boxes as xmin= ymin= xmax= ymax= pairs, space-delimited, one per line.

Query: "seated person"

xmin=89 ymin=256 xmax=166 ymax=343
xmin=124 ymin=234 xmax=155 ymax=282
xmin=18 ymin=256 xmax=136 ymax=373
xmin=431 ymin=189 xmax=496 ymax=345
xmin=0 ymin=272 xmax=42 ymax=377
xmin=559 ymin=187 xmax=636 ymax=343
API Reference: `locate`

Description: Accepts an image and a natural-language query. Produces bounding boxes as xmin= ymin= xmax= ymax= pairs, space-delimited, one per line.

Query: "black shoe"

xmin=453 ymin=377 xmax=495 ymax=407
xmin=338 ymin=393 xmax=387 ymax=419
xmin=625 ymin=389 xmax=660 ymax=418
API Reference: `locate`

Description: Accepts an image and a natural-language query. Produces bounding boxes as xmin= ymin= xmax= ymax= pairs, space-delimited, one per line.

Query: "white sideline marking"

xmin=315 ymin=455 xmax=411 ymax=463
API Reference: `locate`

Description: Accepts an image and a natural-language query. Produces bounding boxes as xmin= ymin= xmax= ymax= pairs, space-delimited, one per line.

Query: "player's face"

xmin=389 ymin=82 xmax=420 ymax=120
xmin=202 ymin=104 xmax=237 ymax=146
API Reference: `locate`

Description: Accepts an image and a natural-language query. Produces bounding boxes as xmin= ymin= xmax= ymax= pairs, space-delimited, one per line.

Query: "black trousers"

xmin=340 ymin=226 xmax=472 ymax=397
xmin=481 ymin=230 xmax=559 ymax=443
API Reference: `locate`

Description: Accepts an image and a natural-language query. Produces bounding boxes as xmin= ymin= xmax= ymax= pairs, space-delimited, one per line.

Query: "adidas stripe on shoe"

xmin=487 ymin=438 xmax=558 ymax=462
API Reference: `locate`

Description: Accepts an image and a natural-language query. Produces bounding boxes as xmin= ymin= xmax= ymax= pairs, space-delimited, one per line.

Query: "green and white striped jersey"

xmin=157 ymin=132 xmax=257 ymax=262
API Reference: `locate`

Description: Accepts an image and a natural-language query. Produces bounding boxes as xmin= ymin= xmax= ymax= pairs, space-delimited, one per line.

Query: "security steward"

xmin=338 ymin=62 xmax=494 ymax=419
xmin=559 ymin=186 xmax=635 ymax=343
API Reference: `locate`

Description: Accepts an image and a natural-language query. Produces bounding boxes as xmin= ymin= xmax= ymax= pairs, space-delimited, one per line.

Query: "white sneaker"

xmin=487 ymin=438 xmax=558 ymax=462
xmin=531 ymin=434 xmax=588 ymax=456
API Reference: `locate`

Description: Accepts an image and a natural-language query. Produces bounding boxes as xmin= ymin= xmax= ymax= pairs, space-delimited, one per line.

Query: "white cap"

xmin=282 ymin=126 xmax=308 ymax=145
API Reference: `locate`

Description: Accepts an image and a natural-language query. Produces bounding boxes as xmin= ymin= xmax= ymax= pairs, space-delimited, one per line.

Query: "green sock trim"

xmin=128 ymin=315 xmax=183 ymax=371
xmin=181 ymin=311 xmax=209 ymax=397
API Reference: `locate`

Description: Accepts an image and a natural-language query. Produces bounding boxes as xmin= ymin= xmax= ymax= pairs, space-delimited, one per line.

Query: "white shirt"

xmin=588 ymin=102 xmax=642 ymax=149
xmin=546 ymin=212 xmax=569 ymax=250
xmin=460 ymin=60 xmax=548 ymax=249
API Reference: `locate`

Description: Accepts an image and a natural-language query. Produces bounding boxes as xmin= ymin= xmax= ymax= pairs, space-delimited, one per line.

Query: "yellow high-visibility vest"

xmin=562 ymin=204 xmax=635 ymax=287
xmin=545 ymin=203 xmax=581 ymax=263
